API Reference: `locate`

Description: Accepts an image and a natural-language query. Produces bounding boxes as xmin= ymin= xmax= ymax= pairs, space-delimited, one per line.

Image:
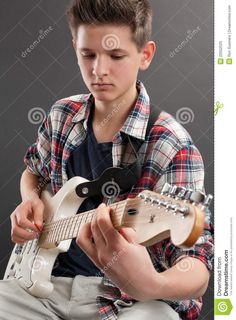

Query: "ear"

xmin=72 ymin=38 xmax=77 ymax=52
xmin=139 ymin=41 xmax=156 ymax=71
xmin=72 ymin=39 xmax=80 ymax=65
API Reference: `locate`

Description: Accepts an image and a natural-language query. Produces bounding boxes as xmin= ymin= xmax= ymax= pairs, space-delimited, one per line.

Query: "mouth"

xmin=92 ymin=83 xmax=113 ymax=86
xmin=92 ymin=83 xmax=114 ymax=90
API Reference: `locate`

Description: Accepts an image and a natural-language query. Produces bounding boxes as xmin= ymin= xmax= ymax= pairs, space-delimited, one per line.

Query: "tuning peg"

xmin=190 ymin=191 xmax=206 ymax=204
xmin=176 ymin=187 xmax=186 ymax=199
xmin=165 ymin=202 xmax=173 ymax=210
xmin=176 ymin=206 xmax=189 ymax=216
xmin=161 ymin=183 xmax=172 ymax=195
xmin=143 ymin=193 xmax=152 ymax=203
xmin=151 ymin=198 xmax=160 ymax=206
xmin=138 ymin=193 xmax=145 ymax=200
xmin=203 ymin=194 xmax=213 ymax=208
xmin=169 ymin=185 xmax=178 ymax=197
xmin=184 ymin=189 xmax=193 ymax=201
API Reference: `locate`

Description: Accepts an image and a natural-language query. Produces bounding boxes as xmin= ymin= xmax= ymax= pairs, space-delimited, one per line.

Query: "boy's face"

xmin=73 ymin=24 xmax=155 ymax=103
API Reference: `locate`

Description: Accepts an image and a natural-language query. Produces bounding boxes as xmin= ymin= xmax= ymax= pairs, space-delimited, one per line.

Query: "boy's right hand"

xmin=10 ymin=197 xmax=45 ymax=244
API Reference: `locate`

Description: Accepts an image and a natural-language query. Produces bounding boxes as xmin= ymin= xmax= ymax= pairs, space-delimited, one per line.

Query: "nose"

xmin=92 ymin=56 xmax=109 ymax=78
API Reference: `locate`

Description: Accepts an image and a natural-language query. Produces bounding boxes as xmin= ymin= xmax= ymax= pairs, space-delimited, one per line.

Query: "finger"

xmin=12 ymin=235 xmax=28 ymax=245
xmin=96 ymin=204 xmax=121 ymax=245
xmin=91 ymin=206 xmax=106 ymax=247
xmin=11 ymin=214 xmax=38 ymax=241
xmin=32 ymin=200 xmax=44 ymax=229
xmin=76 ymin=222 xmax=100 ymax=265
xmin=119 ymin=227 xmax=137 ymax=244
xmin=12 ymin=225 xmax=38 ymax=241
xmin=12 ymin=203 xmax=38 ymax=232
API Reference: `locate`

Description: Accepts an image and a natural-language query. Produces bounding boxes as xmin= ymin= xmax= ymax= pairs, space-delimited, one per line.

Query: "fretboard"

xmin=38 ymin=200 xmax=127 ymax=247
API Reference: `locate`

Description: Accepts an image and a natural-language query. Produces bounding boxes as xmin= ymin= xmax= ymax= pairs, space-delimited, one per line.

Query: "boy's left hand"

xmin=76 ymin=203 xmax=158 ymax=301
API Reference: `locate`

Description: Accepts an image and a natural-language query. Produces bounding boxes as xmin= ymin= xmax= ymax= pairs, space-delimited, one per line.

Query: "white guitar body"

xmin=4 ymin=176 xmax=88 ymax=298
xmin=5 ymin=178 xmax=209 ymax=299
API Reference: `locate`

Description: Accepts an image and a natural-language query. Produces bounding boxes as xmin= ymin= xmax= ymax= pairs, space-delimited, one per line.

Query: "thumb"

xmin=119 ymin=227 xmax=138 ymax=244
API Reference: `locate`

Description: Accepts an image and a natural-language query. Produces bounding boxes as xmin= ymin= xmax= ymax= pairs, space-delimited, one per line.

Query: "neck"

xmin=94 ymin=82 xmax=139 ymax=126
xmin=38 ymin=200 xmax=128 ymax=248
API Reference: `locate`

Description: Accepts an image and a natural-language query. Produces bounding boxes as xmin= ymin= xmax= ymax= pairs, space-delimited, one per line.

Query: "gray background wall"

xmin=0 ymin=0 xmax=213 ymax=319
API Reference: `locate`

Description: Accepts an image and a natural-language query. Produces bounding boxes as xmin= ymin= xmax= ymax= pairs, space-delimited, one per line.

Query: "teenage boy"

xmin=0 ymin=0 xmax=213 ymax=319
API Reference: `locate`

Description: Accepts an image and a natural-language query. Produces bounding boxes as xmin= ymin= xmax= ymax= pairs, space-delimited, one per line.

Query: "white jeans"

xmin=0 ymin=276 xmax=179 ymax=320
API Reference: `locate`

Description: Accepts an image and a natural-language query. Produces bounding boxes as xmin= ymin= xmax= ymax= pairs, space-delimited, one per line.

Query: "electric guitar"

xmin=4 ymin=177 xmax=212 ymax=298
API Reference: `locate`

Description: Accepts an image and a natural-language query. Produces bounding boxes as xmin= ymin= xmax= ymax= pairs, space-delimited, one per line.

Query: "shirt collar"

xmin=72 ymin=93 xmax=94 ymax=124
xmin=72 ymin=80 xmax=151 ymax=141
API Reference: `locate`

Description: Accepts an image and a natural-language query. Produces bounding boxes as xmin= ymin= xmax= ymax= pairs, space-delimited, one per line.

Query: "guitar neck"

xmin=38 ymin=200 xmax=127 ymax=247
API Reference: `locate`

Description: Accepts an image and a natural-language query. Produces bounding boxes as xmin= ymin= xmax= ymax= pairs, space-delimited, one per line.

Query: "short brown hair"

xmin=66 ymin=0 xmax=153 ymax=51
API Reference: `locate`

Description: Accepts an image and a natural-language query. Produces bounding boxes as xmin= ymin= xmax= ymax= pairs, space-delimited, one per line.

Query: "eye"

xmin=111 ymin=55 xmax=125 ymax=60
xmin=81 ymin=53 xmax=96 ymax=59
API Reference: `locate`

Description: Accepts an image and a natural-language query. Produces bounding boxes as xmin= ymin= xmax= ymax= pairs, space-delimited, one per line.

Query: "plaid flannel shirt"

xmin=24 ymin=81 xmax=213 ymax=320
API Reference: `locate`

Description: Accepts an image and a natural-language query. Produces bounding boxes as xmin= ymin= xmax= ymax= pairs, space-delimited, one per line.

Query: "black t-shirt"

xmin=52 ymin=107 xmax=113 ymax=277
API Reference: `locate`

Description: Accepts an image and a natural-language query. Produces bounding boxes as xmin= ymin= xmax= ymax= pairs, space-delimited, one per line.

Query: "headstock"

xmin=121 ymin=183 xmax=213 ymax=248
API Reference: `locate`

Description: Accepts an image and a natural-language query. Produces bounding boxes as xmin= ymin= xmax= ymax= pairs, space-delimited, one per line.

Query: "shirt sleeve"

xmin=151 ymin=144 xmax=214 ymax=272
xmin=24 ymin=110 xmax=52 ymax=183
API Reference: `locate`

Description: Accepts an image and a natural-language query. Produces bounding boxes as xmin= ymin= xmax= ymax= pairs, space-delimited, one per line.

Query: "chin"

xmin=92 ymin=92 xmax=118 ymax=102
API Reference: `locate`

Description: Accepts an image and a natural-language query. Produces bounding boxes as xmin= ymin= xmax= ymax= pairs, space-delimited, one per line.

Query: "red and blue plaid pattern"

xmin=24 ymin=81 xmax=213 ymax=319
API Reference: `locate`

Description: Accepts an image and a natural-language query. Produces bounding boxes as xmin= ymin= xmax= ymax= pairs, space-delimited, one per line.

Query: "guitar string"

xmin=42 ymin=197 xmax=164 ymax=231
xmin=39 ymin=194 xmax=191 ymax=244
xmin=39 ymin=209 xmax=188 ymax=244
xmin=41 ymin=203 xmax=188 ymax=235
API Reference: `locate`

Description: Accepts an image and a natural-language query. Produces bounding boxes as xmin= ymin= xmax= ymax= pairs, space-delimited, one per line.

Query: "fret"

xmin=73 ymin=212 xmax=86 ymax=239
xmin=50 ymin=220 xmax=58 ymax=243
xmin=45 ymin=222 xmax=54 ymax=244
xmin=65 ymin=217 xmax=73 ymax=240
xmin=84 ymin=211 xmax=93 ymax=225
xmin=111 ymin=201 xmax=124 ymax=228
xmin=71 ymin=210 xmax=92 ymax=239
xmin=72 ymin=215 xmax=82 ymax=239
xmin=64 ymin=218 xmax=72 ymax=239
xmin=73 ymin=215 xmax=82 ymax=238
xmin=69 ymin=215 xmax=78 ymax=239
xmin=60 ymin=219 xmax=69 ymax=240
xmin=54 ymin=218 xmax=63 ymax=243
